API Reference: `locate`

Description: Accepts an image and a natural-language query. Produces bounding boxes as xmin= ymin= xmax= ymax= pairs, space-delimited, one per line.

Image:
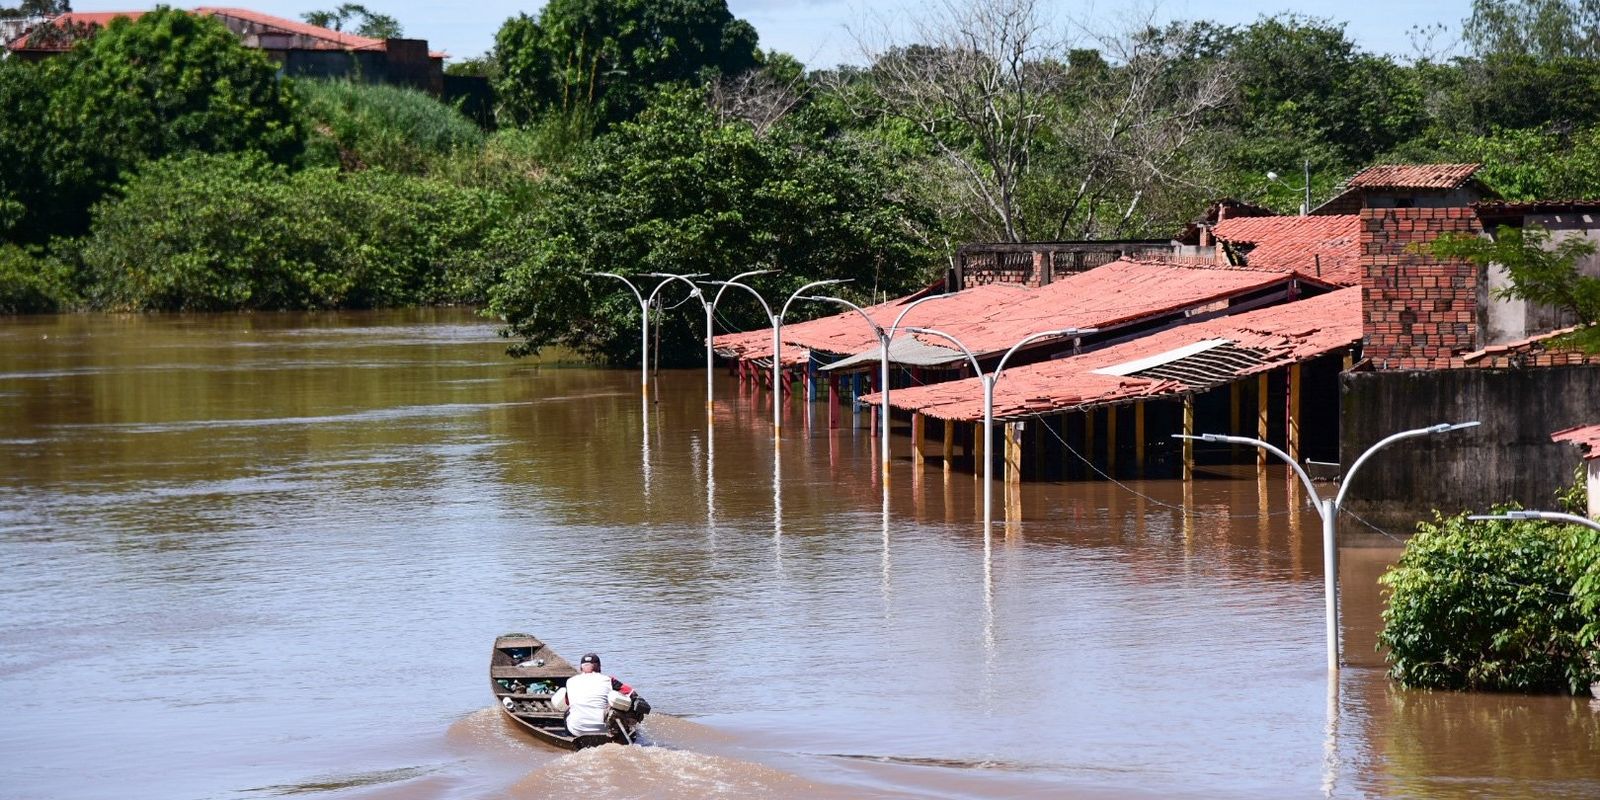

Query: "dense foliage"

xmin=1378 ymin=503 xmax=1600 ymax=695
xmin=492 ymin=0 xmax=759 ymax=126
xmin=80 ymin=153 xmax=511 ymax=311
xmin=488 ymin=89 xmax=936 ymax=364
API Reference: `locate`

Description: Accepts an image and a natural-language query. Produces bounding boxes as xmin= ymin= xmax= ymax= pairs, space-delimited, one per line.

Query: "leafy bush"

xmin=296 ymin=79 xmax=485 ymax=174
xmin=1378 ymin=507 xmax=1600 ymax=695
xmin=80 ymin=152 xmax=513 ymax=311
xmin=0 ymin=243 xmax=79 ymax=314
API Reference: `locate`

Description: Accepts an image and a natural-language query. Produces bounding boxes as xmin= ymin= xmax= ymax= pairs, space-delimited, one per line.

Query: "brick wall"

xmin=1360 ymin=207 xmax=1483 ymax=369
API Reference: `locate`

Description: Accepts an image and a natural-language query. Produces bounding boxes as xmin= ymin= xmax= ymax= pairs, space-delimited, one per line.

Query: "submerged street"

xmin=1 ymin=310 xmax=1596 ymax=799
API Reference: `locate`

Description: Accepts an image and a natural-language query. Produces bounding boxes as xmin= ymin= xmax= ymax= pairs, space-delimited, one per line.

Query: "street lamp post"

xmin=903 ymin=326 xmax=1088 ymax=528
xmin=798 ymin=292 xmax=956 ymax=480
xmin=591 ymin=272 xmax=656 ymax=399
xmin=1267 ymin=159 xmax=1313 ymax=215
xmin=704 ymin=277 xmax=848 ymax=442
xmin=1469 ymin=509 xmax=1600 ymax=533
xmin=696 ymin=269 xmax=774 ymax=420
xmin=1176 ymin=421 xmax=1480 ymax=673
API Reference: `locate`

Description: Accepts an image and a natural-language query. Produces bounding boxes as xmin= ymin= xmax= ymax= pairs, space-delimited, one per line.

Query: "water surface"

xmin=1 ymin=310 xmax=1596 ymax=799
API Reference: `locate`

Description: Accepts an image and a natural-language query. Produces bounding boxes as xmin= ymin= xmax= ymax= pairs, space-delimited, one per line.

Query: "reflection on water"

xmin=1 ymin=310 xmax=1596 ymax=800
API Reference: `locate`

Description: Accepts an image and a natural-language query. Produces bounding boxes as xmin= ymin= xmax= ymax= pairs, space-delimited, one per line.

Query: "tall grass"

xmin=295 ymin=79 xmax=486 ymax=174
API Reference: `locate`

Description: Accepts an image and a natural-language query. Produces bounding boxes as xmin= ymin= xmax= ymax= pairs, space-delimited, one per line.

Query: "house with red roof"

xmin=3 ymin=6 xmax=445 ymax=95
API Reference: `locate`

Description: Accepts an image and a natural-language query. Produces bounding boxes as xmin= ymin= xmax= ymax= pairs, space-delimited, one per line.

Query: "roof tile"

xmin=1211 ymin=215 xmax=1361 ymax=285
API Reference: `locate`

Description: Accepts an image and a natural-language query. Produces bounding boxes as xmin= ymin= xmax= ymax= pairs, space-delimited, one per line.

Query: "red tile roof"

xmin=8 ymin=8 xmax=442 ymax=58
xmin=1552 ymin=424 xmax=1600 ymax=461
xmin=1460 ymin=326 xmax=1585 ymax=364
xmin=864 ymin=287 xmax=1362 ymax=421
xmin=713 ymin=258 xmax=1313 ymax=366
xmin=1346 ymin=164 xmax=1482 ymax=190
xmin=1211 ymin=215 xmax=1361 ymax=286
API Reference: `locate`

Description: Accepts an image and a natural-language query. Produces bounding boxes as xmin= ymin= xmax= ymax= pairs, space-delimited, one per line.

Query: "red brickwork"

xmin=1461 ymin=326 xmax=1600 ymax=368
xmin=1360 ymin=207 xmax=1483 ymax=369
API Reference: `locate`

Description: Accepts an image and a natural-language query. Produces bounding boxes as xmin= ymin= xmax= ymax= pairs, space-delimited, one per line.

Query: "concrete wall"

xmin=1339 ymin=366 xmax=1600 ymax=529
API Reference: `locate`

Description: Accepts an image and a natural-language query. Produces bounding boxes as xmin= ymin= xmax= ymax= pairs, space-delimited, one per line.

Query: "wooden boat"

xmin=490 ymin=633 xmax=648 ymax=749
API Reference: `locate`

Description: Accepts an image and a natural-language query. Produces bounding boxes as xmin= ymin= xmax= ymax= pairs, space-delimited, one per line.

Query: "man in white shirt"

xmin=554 ymin=652 xmax=646 ymax=745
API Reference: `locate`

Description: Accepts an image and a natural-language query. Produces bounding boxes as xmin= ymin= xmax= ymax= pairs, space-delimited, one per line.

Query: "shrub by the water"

xmin=1378 ymin=502 xmax=1600 ymax=695
xmin=0 ymin=243 xmax=78 ymax=314
xmin=80 ymin=152 xmax=513 ymax=311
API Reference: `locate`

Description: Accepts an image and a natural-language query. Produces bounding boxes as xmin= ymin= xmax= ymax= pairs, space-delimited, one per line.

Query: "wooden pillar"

xmin=1182 ymin=394 xmax=1195 ymax=482
xmin=974 ymin=421 xmax=985 ymax=479
xmin=943 ymin=417 xmax=955 ymax=472
xmin=1342 ymin=350 xmax=1354 ymax=372
xmin=1287 ymin=363 xmax=1302 ymax=464
xmin=1256 ymin=372 xmax=1269 ymax=471
xmin=912 ymin=413 xmax=927 ymax=463
xmin=1004 ymin=422 xmax=1022 ymax=484
xmin=1106 ymin=405 xmax=1118 ymax=477
xmin=1134 ymin=401 xmax=1146 ymax=475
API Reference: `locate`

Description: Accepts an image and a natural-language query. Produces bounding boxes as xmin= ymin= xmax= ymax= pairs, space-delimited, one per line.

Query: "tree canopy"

xmin=492 ymin=0 xmax=759 ymax=126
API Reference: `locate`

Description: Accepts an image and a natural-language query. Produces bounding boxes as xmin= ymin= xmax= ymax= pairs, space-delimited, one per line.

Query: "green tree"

xmin=491 ymin=0 xmax=760 ymax=126
xmin=0 ymin=1 xmax=70 ymax=19
xmin=1464 ymin=0 xmax=1600 ymax=60
xmin=1379 ymin=506 xmax=1599 ymax=695
xmin=1426 ymin=224 xmax=1600 ymax=352
xmin=31 ymin=7 xmax=301 ymax=238
xmin=487 ymin=88 xmax=937 ymax=363
xmin=303 ymin=3 xmax=402 ymax=39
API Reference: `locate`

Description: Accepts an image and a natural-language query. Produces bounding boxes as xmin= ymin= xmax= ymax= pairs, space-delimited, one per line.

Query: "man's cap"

xmin=580 ymin=653 xmax=601 ymax=666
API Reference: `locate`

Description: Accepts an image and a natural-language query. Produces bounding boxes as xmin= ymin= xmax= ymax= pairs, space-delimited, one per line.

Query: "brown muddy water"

xmin=1 ymin=309 xmax=1596 ymax=800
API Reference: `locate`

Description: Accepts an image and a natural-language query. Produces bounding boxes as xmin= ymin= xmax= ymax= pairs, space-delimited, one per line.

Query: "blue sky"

xmin=69 ymin=1 xmax=1475 ymax=66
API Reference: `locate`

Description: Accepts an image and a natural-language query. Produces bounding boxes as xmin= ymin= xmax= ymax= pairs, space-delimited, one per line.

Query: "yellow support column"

xmin=1256 ymin=372 xmax=1269 ymax=471
xmin=1183 ymin=394 xmax=1195 ymax=482
xmin=1005 ymin=422 xmax=1022 ymax=485
xmin=942 ymin=418 xmax=955 ymax=472
xmin=1134 ymin=401 xmax=1146 ymax=475
xmin=1287 ymin=363 xmax=1303 ymax=464
xmin=912 ymin=413 xmax=926 ymax=463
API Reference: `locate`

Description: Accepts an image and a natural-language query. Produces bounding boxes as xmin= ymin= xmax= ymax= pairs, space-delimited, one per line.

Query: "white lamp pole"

xmin=704 ymin=277 xmax=848 ymax=443
xmin=1469 ymin=509 xmax=1600 ymax=533
xmin=1176 ymin=421 xmax=1480 ymax=673
xmin=798 ymin=292 xmax=955 ymax=481
xmin=698 ymin=269 xmax=773 ymax=420
xmin=591 ymin=272 xmax=664 ymax=400
xmin=903 ymin=326 xmax=1088 ymax=528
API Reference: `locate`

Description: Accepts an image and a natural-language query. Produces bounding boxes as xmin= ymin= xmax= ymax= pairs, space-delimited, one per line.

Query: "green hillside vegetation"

xmin=4 ymin=1 xmax=1600 ymax=365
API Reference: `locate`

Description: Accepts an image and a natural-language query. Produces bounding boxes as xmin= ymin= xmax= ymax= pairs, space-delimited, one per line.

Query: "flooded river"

xmin=2 ymin=309 xmax=1596 ymax=799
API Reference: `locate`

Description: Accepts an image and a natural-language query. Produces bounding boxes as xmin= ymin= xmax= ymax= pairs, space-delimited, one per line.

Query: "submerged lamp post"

xmin=1175 ymin=421 xmax=1480 ymax=673
xmin=903 ymin=326 xmax=1089 ymax=528
xmin=798 ymin=292 xmax=956 ymax=481
xmin=594 ymin=271 xmax=709 ymax=400
xmin=704 ymin=277 xmax=849 ymax=442
xmin=696 ymin=269 xmax=774 ymax=420
xmin=1469 ymin=509 xmax=1600 ymax=533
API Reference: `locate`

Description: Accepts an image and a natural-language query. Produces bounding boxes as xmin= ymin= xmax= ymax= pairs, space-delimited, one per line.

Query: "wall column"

xmin=912 ymin=413 xmax=927 ymax=463
xmin=1005 ymin=422 xmax=1022 ymax=485
xmin=943 ymin=418 xmax=955 ymax=472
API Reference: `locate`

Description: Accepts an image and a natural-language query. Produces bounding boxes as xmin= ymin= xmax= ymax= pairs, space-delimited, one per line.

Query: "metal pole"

xmin=881 ymin=332 xmax=892 ymax=479
xmin=1470 ymin=510 xmax=1600 ymax=532
xmin=1303 ymin=159 xmax=1311 ymax=216
xmin=983 ymin=376 xmax=995 ymax=529
xmin=705 ymin=302 xmax=714 ymax=419
xmin=771 ymin=315 xmax=782 ymax=439
xmin=702 ymin=269 xmax=773 ymax=423
xmin=1320 ymin=498 xmax=1338 ymax=673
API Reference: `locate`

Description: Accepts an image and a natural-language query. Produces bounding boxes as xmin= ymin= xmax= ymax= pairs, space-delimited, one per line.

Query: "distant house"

xmin=3 ymin=6 xmax=446 ymax=96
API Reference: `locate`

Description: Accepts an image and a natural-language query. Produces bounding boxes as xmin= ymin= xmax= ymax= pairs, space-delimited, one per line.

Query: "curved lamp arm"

xmin=706 ymin=278 xmax=774 ymax=320
xmin=592 ymin=272 xmax=645 ymax=308
xmin=1469 ymin=509 xmax=1600 ymax=533
xmin=708 ymin=269 xmax=774 ymax=315
xmin=1333 ymin=422 xmax=1479 ymax=508
xmin=903 ymin=326 xmax=984 ymax=379
xmin=887 ymin=291 xmax=957 ymax=337
xmin=780 ymin=279 xmax=850 ymax=321
xmin=1177 ymin=433 xmax=1321 ymax=506
xmin=800 ymin=295 xmax=883 ymax=338
xmin=645 ymin=272 xmax=710 ymax=308
xmin=994 ymin=328 xmax=1092 ymax=377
